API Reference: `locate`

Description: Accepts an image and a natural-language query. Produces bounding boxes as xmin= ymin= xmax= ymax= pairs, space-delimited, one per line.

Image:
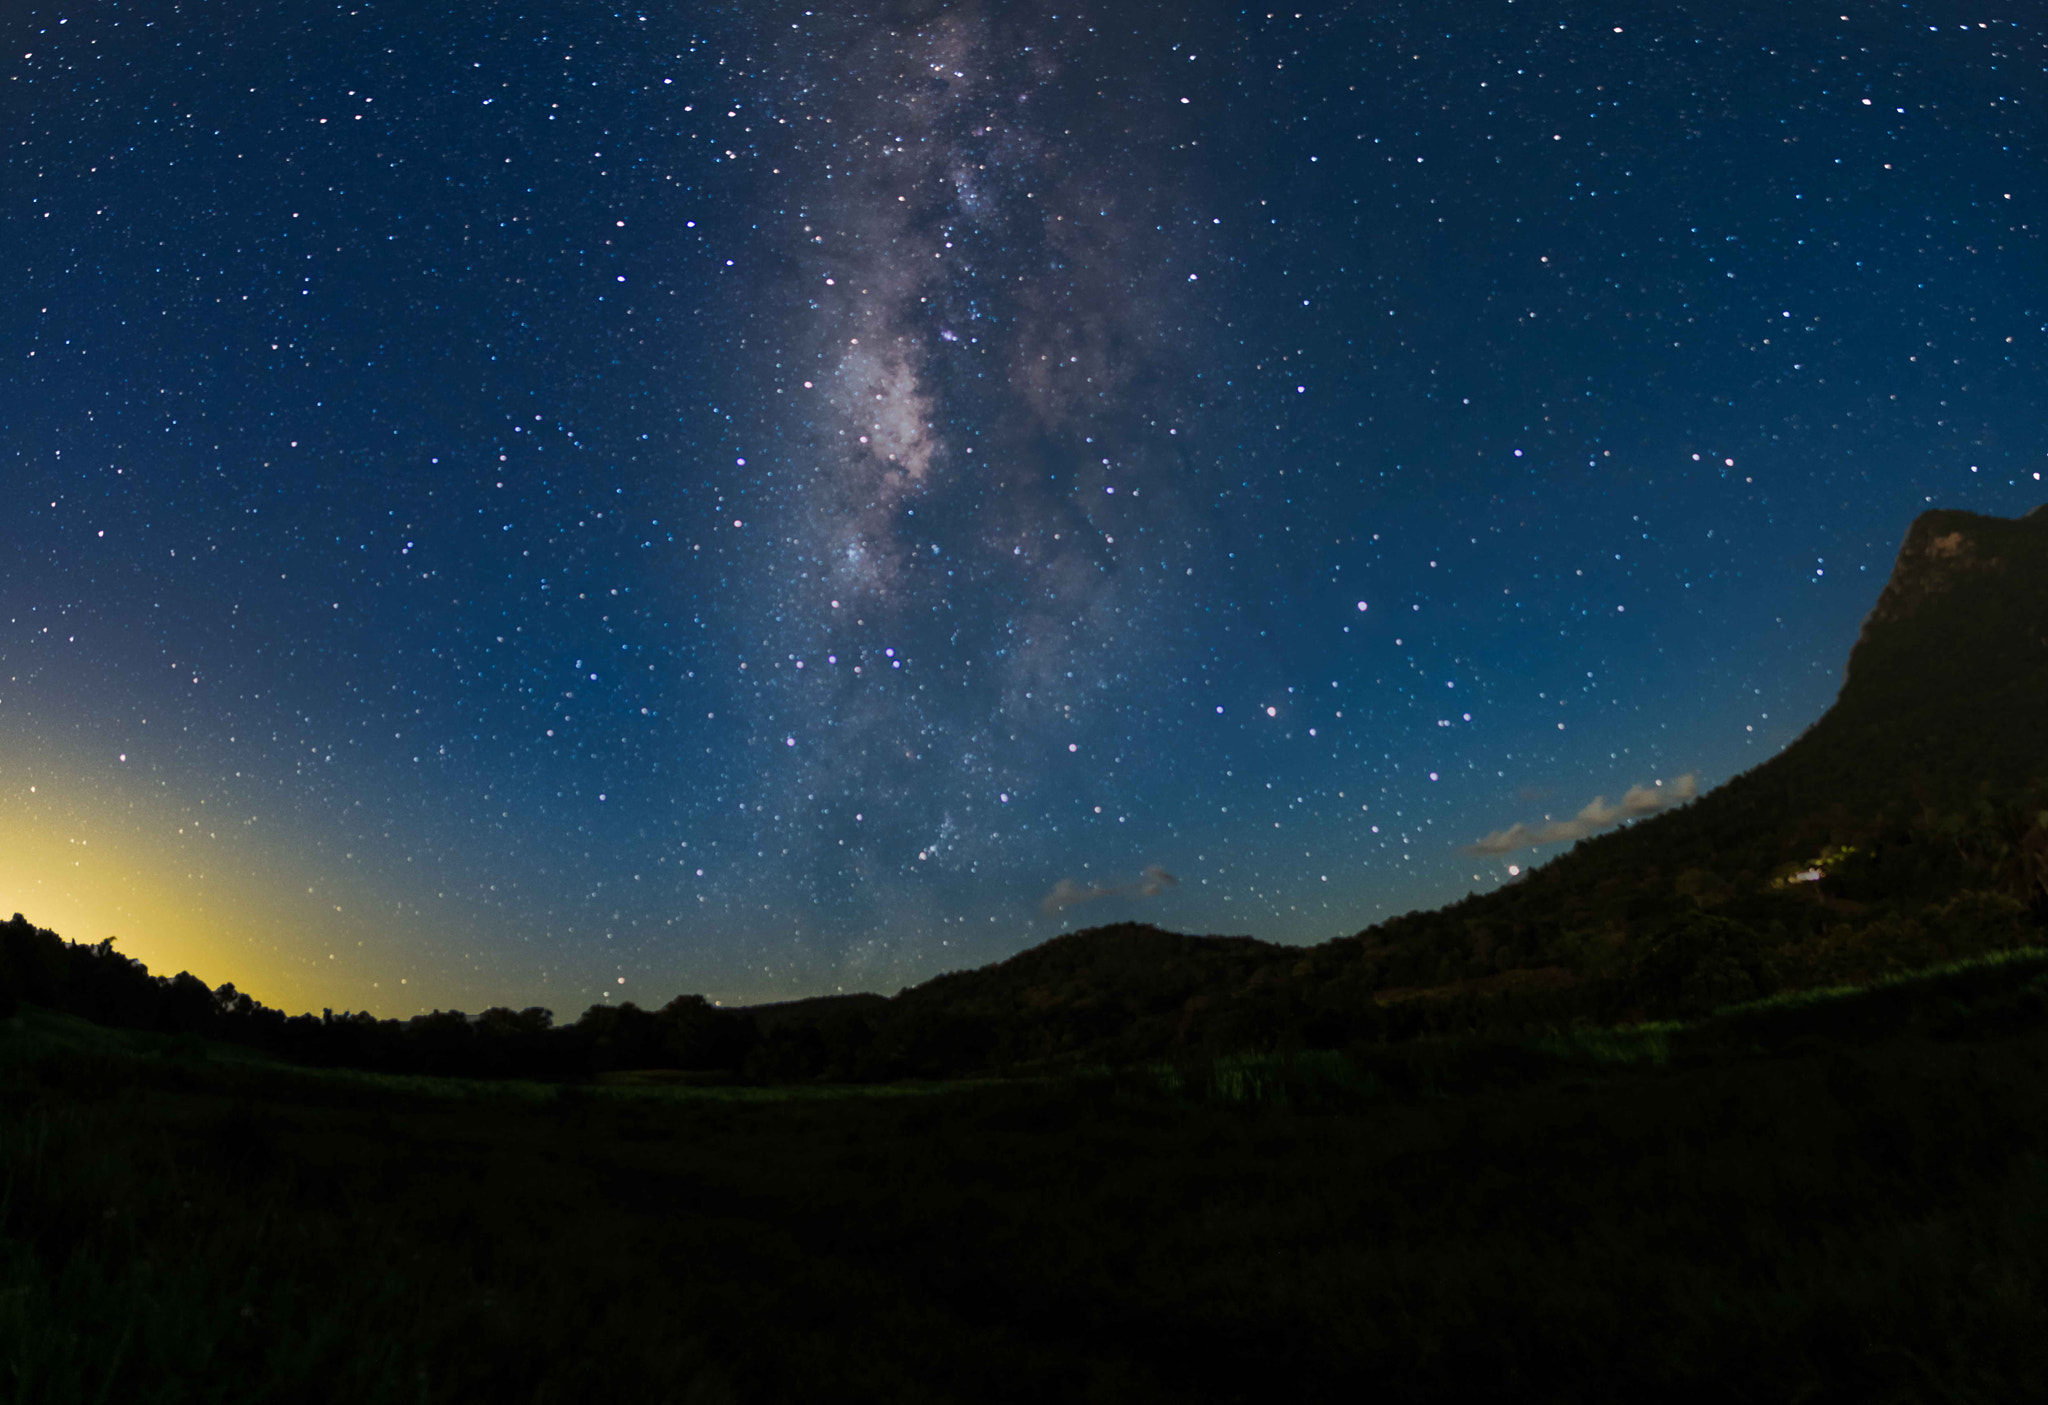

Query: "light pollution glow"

xmin=1 ymin=725 xmax=483 ymax=1015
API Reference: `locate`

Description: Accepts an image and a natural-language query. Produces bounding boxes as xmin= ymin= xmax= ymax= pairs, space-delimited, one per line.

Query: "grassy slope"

xmin=7 ymin=952 xmax=2048 ymax=1403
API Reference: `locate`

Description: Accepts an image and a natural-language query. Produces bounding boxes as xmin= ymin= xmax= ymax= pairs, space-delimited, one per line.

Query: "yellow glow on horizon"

xmin=1 ymin=818 xmax=248 ymax=983
xmin=0 ymin=730 xmax=471 ymax=1017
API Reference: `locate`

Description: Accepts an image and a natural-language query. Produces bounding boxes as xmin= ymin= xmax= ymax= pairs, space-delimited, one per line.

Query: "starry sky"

xmin=4 ymin=0 xmax=2043 ymax=1016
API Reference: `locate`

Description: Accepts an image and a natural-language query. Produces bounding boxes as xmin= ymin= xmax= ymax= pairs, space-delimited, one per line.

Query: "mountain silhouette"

xmin=825 ymin=503 xmax=2048 ymax=1072
xmin=7 ymin=505 xmax=2045 ymax=1082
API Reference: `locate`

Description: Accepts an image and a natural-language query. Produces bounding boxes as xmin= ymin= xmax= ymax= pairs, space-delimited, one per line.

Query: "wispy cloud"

xmin=1039 ymin=864 xmax=1179 ymax=916
xmin=1464 ymin=773 xmax=1698 ymax=856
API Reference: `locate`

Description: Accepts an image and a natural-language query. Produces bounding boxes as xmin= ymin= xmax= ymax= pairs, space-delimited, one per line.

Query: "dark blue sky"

xmin=3 ymin=0 xmax=2042 ymax=1015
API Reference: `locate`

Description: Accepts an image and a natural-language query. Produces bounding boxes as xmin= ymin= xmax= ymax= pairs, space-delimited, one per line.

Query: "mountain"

xmin=795 ymin=504 xmax=2048 ymax=1074
xmin=881 ymin=923 xmax=1290 ymax=1064
xmin=1830 ymin=503 xmax=2048 ymax=782
xmin=9 ymin=505 xmax=2046 ymax=1083
xmin=1543 ymin=502 xmax=2048 ymax=897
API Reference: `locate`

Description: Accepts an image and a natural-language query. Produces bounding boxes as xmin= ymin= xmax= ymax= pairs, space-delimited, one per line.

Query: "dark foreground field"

xmin=8 ymin=955 xmax=2048 ymax=1404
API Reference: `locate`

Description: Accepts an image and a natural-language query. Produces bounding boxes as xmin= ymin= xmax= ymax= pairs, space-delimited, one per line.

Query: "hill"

xmin=786 ymin=502 xmax=2048 ymax=1073
xmin=5 ymin=504 xmax=2045 ymax=1083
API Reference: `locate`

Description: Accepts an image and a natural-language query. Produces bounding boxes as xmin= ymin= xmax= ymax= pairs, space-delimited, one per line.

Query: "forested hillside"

xmin=7 ymin=506 xmax=2045 ymax=1082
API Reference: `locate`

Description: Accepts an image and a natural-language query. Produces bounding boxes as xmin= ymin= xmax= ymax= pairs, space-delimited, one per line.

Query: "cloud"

xmin=1039 ymin=864 xmax=1179 ymax=916
xmin=1134 ymin=864 xmax=1178 ymax=897
xmin=1464 ymin=773 xmax=1698 ymax=856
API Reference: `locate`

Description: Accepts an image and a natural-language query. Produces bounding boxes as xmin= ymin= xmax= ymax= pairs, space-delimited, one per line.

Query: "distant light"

xmin=1266 ymin=706 xmax=1277 ymax=717
xmin=1508 ymin=864 xmax=1521 ymax=876
xmin=1356 ymin=601 xmax=1368 ymax=611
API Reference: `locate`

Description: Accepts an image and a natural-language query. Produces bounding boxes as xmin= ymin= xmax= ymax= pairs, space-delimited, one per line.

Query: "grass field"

xmin=1123 ymin=946 xmax=2048 ymax=1110
xmin=6 ymin=954 xmax=2048 ymax=1403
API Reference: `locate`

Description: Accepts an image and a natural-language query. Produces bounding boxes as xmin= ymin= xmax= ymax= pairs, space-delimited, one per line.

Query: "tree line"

xmin=0 ymin=914 xmax=769 ymax=1080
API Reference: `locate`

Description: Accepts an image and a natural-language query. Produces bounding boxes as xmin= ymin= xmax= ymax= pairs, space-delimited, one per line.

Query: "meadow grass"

xmin=1128 ymin=944 xmax=2048 ymax=1109
xmin=2 ymin=1005 xmax=990 ymax=1108
xmin=6 ymin=955 xmax=2048 ymax=1402
xmin=1710 ymin=943 xmax=2048 ymax=1018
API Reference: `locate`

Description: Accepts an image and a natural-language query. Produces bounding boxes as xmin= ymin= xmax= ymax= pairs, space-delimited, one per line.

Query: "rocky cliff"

xmin=1845 ymin=503 xmax=2048 ymax=690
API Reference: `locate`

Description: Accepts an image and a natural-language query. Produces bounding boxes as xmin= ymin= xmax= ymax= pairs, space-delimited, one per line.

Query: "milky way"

xmin=4 ymin=1 xmax=2042 ymax=1012
xmin=705 ymin=2 xmax=1228 ymax=979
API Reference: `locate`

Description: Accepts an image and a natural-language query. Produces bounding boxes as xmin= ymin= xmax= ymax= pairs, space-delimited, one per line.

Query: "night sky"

xmin=4 ymin=1 xmax=2042 ymax=1016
